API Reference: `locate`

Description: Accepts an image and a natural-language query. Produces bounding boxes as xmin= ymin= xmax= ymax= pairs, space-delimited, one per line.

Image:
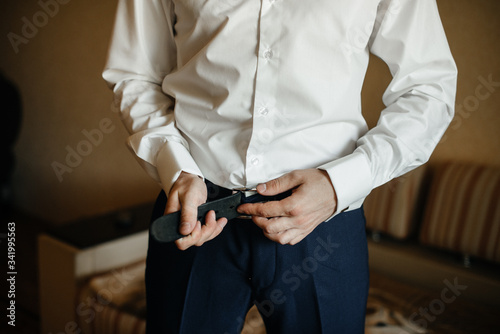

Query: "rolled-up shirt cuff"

xmin=319 ymin=152 xmax=373 ymax=219
xmin=156 ymin=141 xmax=204 ymax=195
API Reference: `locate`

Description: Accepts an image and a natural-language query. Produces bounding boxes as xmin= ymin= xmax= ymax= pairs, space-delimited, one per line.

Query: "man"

xmin=103 ymin=0 xmax=457 ymax=332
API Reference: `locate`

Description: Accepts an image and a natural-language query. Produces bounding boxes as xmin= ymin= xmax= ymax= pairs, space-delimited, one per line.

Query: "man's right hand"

xmin=164 ymin=171 xmax=228 ymax=250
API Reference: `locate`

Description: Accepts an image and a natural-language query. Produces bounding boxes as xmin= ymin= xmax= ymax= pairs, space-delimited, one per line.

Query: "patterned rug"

xmin=364 ymin=271 xmax=498 ymax=334
xmin=76 ymin=262 xmax=499 ymax=334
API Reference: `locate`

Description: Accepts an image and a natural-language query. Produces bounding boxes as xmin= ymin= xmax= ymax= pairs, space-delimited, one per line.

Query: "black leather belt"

xmin=151 ymin=183 xmax=292 ymax=243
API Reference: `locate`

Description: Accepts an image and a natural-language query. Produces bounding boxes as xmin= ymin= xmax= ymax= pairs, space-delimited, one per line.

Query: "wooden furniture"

xmin=38 ymin=202 xmax=153 ymax=334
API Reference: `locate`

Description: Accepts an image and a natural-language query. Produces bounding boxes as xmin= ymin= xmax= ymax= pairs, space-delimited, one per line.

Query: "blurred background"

xmin=0 ymin=0 xmax=160 ymax=224
xmin=1 ymin=0 xmax=499 ymax=224
xmin=0 ymin=0 xmax=499 ymax=333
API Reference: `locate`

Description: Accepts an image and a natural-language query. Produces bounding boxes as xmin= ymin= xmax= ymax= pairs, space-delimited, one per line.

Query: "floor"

xmin=2 ymin=202 xmax=498 ymax=334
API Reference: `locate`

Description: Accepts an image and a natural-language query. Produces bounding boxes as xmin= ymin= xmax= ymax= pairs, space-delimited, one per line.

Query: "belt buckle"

xmin=232 ymin=187 xmax=257 ymax=219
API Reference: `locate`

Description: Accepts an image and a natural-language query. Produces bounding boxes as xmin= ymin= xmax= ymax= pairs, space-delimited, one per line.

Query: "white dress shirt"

xmin=103 ymin=0 xmax=457 ymax=215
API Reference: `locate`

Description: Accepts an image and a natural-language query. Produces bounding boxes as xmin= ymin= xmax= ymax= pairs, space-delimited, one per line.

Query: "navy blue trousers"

xmin=146 ymin=187 xmax=369 ymax=334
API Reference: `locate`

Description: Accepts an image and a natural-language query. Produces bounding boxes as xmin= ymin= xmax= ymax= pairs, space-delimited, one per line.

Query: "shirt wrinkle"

xmin=103 ymin=0 xmax=457 ymax=211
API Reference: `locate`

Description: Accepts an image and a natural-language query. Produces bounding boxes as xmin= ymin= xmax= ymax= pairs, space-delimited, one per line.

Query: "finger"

xmin=175 ymin=211 xmax=228 ymax=250
xmin=195 ymin=211 xmax=225 ymax=246
xmin=178 ymin=201 xmax=200 ymax=235
xmin=257 ymin=171 xmax=302 ymax=196
xmin=175 ymin=221 xmax=202 ymax=250
xmin=263 ymin=228 xmax=303 ymax=245
xmin=252 ymin=215 xmax=294 ymax=235
xmin=164 ymin=193 xmax=181 ymax=215
xmin=288 ymin=233 xmax=308 ymax=246
xmin=200 ymin=210 xmax=228 ymax=241
xmin=207 ymin=216 xmax=228 ymax=241
xmin=238 ymin=195 xmax=299 ymax=218
xmin=178 ymin=189 xmax=207 ymax=235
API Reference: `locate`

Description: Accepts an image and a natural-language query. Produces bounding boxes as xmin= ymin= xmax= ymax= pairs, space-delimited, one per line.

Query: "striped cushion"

xmin=364 ymin=166 xmax=426 ymax=240
xmin=75 ymin=261 xmax=266 ymax=334
xmin=76 ymin=261 xmax=147 ymax=334
xmin=419 ymin=163 xmax=500 ymax=263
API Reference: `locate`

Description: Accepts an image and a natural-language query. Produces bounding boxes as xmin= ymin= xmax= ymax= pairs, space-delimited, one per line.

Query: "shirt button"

xmin=258 ymin=107 xmax=269 ymax=116
xmin=263 ymin=49 xmax=273 ymax=60
xmin=251 ymin=157 xmax=260 ymax=166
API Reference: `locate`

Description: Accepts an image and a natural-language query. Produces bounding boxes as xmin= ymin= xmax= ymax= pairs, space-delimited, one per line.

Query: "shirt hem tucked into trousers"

xmin=103 ymin=0 xmax=457 ymax=332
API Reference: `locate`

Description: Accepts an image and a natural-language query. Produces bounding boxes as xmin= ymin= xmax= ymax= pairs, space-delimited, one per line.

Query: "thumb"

xmin=257 ymin=172 xmax=301 ymax=196
xmin=178 ymin=189 xmax=206 ymax=235
xmin=179 ymin=202 xmax=200 ymax=235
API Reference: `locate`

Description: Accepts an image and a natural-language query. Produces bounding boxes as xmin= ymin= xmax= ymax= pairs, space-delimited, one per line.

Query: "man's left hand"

xmin=237 ymin=169 xmax=337 ymax=245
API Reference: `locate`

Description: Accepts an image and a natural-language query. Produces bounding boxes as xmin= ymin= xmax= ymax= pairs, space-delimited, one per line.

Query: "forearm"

xmin=103 ymin=0 xmax=203 ymax=192
xmin=321 ymin=0 xmax=457 ymax=214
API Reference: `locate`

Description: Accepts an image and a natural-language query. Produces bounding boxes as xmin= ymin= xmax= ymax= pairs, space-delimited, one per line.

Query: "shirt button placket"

xmin=263 ymin=49 xmax=273 ymax=60
xmin=259 ymin=107 xmax=269 ymax=116
xmin=251 ymin=157 xmax=260 ymax=166
xmin=246 ymin=0 xmax=281 ymax=185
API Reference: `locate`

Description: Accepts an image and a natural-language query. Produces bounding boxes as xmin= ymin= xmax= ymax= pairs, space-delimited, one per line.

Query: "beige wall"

xmin=0 ymin=0 xmax=499 ymax=224
xmin=362 ymin=0 xmax=500 ymax=167
xmin=0 ymin=0 xmax=159 ymax=223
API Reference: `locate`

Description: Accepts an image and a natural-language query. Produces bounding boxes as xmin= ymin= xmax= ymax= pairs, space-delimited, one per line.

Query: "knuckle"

xmin=256 ymin=207 xmax=270 ymax=217
xmin=281 ymin=198 xmax=301 ymax=217
xmin=269 ymin=178 xmax=280 ymax=190
xmin=289 ymin=170 xmax=302 ymax=182
xmin=294 ymin=216 xmax=307 ymax=227
xmin=288 ymin=205 xmax=303 ymax=217
xmin=276 ymin=235 xmax=288 ymax=245
xmin=263 ymin=226 xmax=275 ymax=235
xmin=289 ymin=236 xmax=303 ymax=246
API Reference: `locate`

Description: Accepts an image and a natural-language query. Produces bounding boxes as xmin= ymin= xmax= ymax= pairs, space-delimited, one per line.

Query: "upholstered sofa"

xmin=366 ymin=162 xmax=500 ymax=286
xmin=39 ymin=162 xmax=500 ymax=334
xmin=363 ymin=162 xmax=500 ymax=333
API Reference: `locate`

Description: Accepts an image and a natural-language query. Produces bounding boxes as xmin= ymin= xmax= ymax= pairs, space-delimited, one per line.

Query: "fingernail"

xmin=257 ymin=183 xmax=266 ymax=193
xmin=181 ymin=222 xmax=191 ymax=230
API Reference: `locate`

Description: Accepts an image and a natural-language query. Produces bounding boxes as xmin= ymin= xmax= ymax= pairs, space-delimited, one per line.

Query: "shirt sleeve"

xmin=320 ymin=0 xmax=458 ymax=214
xmin=102 ymin=0 xmax=203 ymax=195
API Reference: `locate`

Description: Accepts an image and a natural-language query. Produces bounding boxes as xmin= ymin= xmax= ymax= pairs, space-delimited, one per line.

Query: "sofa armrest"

xmin=38 ymin=230 xmax=148 ymax=334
